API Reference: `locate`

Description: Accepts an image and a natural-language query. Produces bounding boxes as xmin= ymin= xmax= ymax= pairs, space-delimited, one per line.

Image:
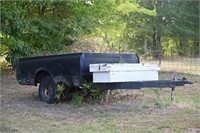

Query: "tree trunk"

xmin=198 ymin=40 xmax=200 ymax=58
xmin=157 ymin=35 xmax=162 ymax=65
xmin=144 ymin=38 xmax=147 ymax=60
xmin=38 ymin=4 xmax=47 ymax=15
xmin=177 ymin=40 xmax=184 ymax=56
xmin=152 ymin=27 xmax=157 ymax=58
xmin=193 ymin=39 xmax=198 ymax=57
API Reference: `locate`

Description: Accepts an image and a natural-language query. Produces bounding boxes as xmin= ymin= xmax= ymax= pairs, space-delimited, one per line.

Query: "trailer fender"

xmin=53 ymin=76 xmax=71 ymax=87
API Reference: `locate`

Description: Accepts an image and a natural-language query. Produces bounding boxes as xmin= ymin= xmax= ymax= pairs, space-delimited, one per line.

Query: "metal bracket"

xmin=171 ymin=72 xmax=177 ymax=101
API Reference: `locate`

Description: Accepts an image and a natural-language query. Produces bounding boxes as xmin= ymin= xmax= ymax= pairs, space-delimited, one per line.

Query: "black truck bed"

xmin=16 ymin=52 xmax=140 ymax=87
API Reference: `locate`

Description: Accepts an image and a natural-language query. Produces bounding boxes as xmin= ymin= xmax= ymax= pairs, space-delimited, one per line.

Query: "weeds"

xmin=157 ymin=120 xmax=172 ymax=129
xmin=142 ymin=101 xmax=150 ymax=109
xmin=175 ymin=95 xmax=200 ymax=105
xmin=55 ymin=83 xmax=65 ymax=103
xmin=72 ymin=93 xmax=84 ymax=107
xmin=82 ymin=81 xmax=106 ymax=101
xmin=71 ymin=81 xmax=106 ymax=107
xmin=153 ymin=88 xmax=172 ymax=108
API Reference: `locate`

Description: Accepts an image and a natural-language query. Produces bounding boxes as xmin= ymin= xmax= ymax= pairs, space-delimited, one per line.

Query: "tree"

xmin=122 ymin=0 xmax=199 ymax=58
xmin=1 ymin=0 xmax=118 ymax=66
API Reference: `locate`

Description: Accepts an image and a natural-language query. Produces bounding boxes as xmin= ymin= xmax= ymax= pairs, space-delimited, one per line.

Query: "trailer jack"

xmin=171 ymin=86 xmax=175 ymax=101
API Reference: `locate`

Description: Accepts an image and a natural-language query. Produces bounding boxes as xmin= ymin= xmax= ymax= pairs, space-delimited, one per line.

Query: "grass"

xmin=1 ymin=69 xmax=200 ymax=133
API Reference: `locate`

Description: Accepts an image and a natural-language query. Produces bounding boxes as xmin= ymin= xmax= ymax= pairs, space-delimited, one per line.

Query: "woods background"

xmin=1 ymin=0 xmax=200 ymax=74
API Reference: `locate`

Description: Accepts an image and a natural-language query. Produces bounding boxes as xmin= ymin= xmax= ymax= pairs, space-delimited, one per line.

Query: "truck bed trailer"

xmin=16 ymin=53 xmax=192 ymax=104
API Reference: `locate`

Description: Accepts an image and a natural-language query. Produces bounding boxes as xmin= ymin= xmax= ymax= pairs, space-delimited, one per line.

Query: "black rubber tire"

xmin=39 ymin=76 xmax=57 ymax=104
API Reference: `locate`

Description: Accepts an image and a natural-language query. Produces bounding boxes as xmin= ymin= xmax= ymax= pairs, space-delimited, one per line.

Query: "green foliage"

xmin=72 ymin=93 xmax=84 ymax=107
xmin=122 ymin=0 xmax=199 ymax=56
xmin=1 ymin=36 xmax=34 ymax=66
xmin=1 ymin=0 xmax=114 ymax=65
xmin=1 ymin=2 xmax=34 ymax=66
xmin=55 ymin=83 xmax=65 ymax=103
xmin=83 ymin=81 xmax=105 ymax=101
xmin=1 ymin=0 xmax=199 ymax=65
xmin=0 ymin=58 xmax=12 ymax=69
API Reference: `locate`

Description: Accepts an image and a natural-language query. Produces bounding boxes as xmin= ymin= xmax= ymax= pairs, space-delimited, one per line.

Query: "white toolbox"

xmin=89 ymin=63 xmax=160 ymax=83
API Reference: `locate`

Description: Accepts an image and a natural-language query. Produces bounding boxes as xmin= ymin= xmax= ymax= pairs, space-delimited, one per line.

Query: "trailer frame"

xmin=93 ymin=78 xmax=193 ymax=101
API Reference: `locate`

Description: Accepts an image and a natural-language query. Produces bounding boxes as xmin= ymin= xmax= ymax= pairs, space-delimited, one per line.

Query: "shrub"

xmin=83 ymin=81 xmax=106 ymax=101
xmin=55 ymin=83 xmax=65 ymax=103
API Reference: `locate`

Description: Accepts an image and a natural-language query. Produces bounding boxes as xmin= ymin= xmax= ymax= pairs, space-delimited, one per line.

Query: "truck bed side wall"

xmin=16 ymin=54 xmax=82 ymax=86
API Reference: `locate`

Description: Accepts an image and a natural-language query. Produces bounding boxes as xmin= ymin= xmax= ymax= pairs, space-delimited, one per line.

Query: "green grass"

xmin=175 ymin=95 xmax=200 ymax=105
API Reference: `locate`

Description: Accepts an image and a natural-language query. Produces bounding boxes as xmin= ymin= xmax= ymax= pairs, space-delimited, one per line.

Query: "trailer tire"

xmin=39 ymin=76 xmax=57 ymax=104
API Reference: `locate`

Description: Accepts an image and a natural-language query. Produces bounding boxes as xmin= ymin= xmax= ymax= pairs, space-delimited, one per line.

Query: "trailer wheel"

xmin=39 ymin=76 xmax=57 ymax=104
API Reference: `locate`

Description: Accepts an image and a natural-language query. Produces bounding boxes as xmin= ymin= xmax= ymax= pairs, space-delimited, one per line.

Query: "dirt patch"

xmin=186 ymin=128 xmax=200 ymax=133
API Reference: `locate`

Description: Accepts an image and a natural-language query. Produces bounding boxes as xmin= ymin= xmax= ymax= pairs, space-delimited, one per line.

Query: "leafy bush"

xmin=83 ymin=81 xmax=106 ymax=101
xmin=0 ymin=57 xmax=12 ymax=69
xmin=55 ymin=83 xmax=66 ymax=103
xmin=71 ymin=81 xmax=106 ymax=107
xmin=1 ymin=36 xmax=34 ymax=67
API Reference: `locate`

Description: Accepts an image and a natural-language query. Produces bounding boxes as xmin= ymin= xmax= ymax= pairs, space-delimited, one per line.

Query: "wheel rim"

xmin=44 ymin=84 xmax=52 ymax=98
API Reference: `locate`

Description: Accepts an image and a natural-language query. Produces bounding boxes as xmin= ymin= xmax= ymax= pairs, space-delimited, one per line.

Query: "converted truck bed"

xmin=16 ymin=52 xmax=192 ymax=104
xmin=16 ymin=53 xmax=139 ymax=86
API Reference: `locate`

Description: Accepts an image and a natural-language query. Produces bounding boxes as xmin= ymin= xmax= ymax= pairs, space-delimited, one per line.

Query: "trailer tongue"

xmin=93 ymin=79 xmax=193 ymax=90
xmin=89 ymin=63 xmax=193 ymax=101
